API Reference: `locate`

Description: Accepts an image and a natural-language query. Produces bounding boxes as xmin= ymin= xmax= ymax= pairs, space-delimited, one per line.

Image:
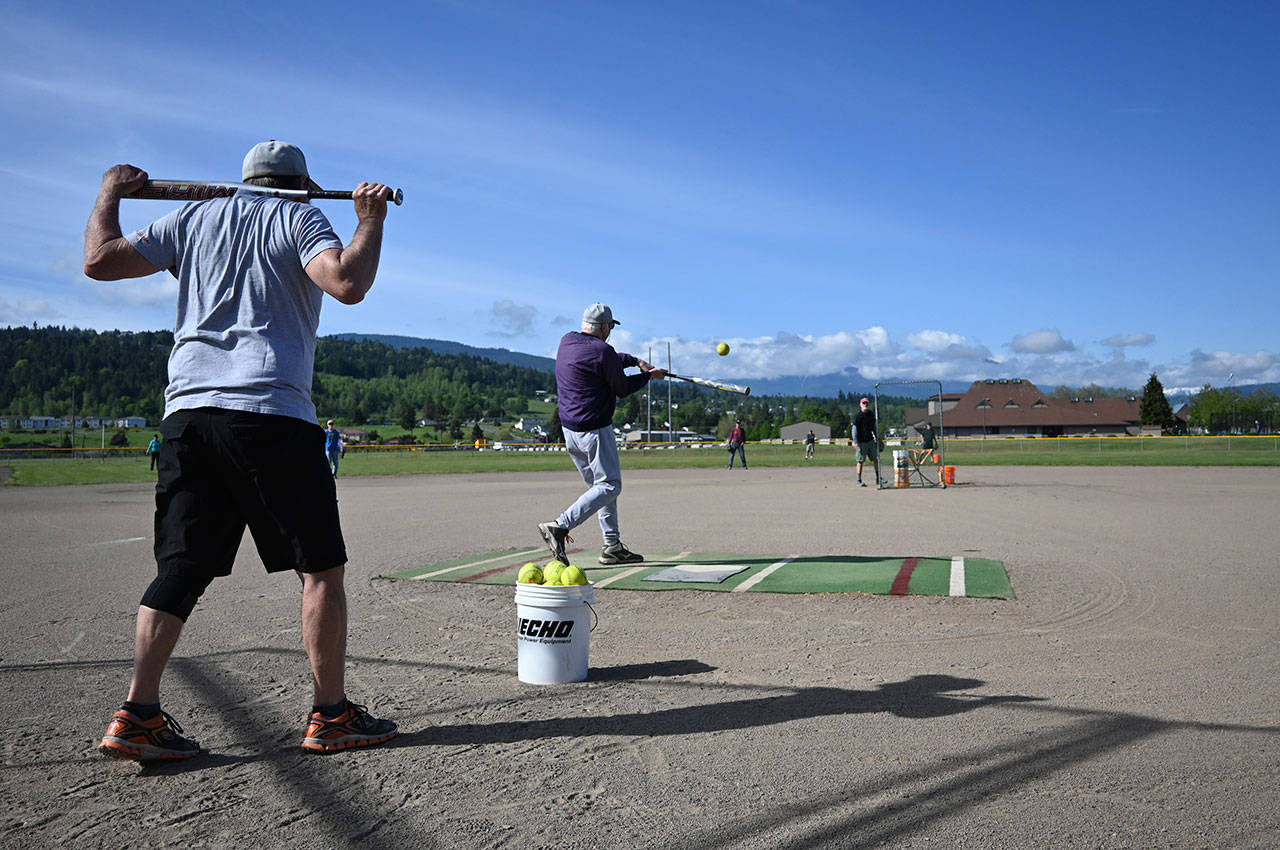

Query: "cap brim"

xmin=304 ymin=177 xmax=323 ymax=193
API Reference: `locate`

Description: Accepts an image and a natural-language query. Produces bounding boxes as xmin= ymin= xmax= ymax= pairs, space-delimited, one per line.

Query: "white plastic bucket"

xmin=514 ymin=582 xmax=595 ymax=684
xmin=893 ymin=449 xmax=908 ymax=470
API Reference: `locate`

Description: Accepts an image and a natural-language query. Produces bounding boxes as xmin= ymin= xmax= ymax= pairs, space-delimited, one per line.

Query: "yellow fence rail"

xmin=2 ymin=433 xmax=1277 ymax=461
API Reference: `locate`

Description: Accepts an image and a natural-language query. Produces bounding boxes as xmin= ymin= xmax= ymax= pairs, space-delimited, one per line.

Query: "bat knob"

xmin=392 ymin=188 xmax=404 ymax=206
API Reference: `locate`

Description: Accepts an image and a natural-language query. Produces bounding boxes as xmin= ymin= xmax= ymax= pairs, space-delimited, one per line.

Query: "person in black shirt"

xmin=853 ymin=397 xmax=879 ymax=487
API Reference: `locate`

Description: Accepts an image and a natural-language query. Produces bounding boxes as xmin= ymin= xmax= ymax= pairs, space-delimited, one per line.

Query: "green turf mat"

xmin=378 ymin=549 xmax=1014 ymax=599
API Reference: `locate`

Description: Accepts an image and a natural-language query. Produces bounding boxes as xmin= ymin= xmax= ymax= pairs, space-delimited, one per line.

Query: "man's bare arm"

xmin=305 ymin=182 xmax=392 ymax=305
xmin=84 ymin=165 xmax=163 ymax=281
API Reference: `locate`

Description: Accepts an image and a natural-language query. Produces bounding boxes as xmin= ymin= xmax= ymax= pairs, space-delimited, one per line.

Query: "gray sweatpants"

xmin=557 ymin=425 xmax=622 ymax=547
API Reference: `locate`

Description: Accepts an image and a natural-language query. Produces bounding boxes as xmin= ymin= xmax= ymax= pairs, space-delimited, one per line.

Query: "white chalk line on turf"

xmin=412 ymin=547 xmax=545 ymax=580
xmin=592 ymin=551 xmax=689 ymax=588
xmin=949 ymin=556 xmax=966 ymax=597
xmin=732 ymin=556 xmax=797 ymax=592
xmin=592 ymin=567 xmax=646 ymax=588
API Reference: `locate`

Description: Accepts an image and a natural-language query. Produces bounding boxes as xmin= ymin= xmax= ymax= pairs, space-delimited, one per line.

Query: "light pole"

xmin=646 ymin=345 xmax=652 ymax=443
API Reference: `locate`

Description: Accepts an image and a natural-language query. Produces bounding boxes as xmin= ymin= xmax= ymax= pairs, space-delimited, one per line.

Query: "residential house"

xmin=516 ymin=416 xmax=547 ymax=436
xmin=905 ymin=378 xmax=1143 ymax=438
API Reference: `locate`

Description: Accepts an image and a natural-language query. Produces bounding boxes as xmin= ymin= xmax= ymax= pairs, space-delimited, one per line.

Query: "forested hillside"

xmin=0 ymin=326 xmax=560 ymax=426
xmin=1 ymin=326 xmax=171 ymax=422
xmin=1 ymin=326 xmax=924 ymax=438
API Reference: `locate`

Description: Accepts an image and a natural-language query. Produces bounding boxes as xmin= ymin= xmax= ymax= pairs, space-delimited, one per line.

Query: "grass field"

xmin=2 ymin=434 xmax=1278 ymax=486
xmin=937 ymin=435 xmax=1280 ymax=466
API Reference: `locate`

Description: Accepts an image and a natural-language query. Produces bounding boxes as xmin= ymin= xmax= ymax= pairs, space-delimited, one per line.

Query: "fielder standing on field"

xmin=324 ymin=419 xmax=344 ymax=478
xmin=84 ymin=140 xmax=397 ymax=761
xmin=538 ymin=303 xmax=666 ymax=566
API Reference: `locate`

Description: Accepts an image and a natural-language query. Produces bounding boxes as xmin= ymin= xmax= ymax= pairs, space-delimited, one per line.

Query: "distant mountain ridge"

xmin=327 ymin=334 xmax=970 ymax=398
xmin=331 ymin=333 xmax=556 ymax=373
xmin=325 ymin=333 xmax=1278 ymax=400
xmin=744 ymin=374 xmax=974 ymax=399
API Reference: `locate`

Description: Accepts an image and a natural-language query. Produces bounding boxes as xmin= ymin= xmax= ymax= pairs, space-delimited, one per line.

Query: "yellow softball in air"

xmin=716 ymin=342 xmax=730 ymax=356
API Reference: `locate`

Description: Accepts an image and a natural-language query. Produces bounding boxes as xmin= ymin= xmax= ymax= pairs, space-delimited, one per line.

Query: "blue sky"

xmin=2 ymin=1 xmax=1276 ymax=394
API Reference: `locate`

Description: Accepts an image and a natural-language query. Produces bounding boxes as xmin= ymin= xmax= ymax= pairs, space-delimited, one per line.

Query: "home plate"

xmin=642 ymin=564 xmax=750 ymax=583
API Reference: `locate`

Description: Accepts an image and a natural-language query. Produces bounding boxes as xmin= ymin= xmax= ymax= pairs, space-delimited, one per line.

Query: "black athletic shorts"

xmin=154 ymin=407 xmax=347 ymax=578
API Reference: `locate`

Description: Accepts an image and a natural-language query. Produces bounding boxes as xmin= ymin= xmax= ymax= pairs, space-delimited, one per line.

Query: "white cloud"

xmin=81 ymin=275 xmax=177 ymax=308
xmin=1179 ymin=349 xmax=1280 ymax=384
xmin=855 ymin=326 xmax=894 ymax=354
xmin=1100 ymin=332 xmax=1155 ymax=348
xmin=488 ymin=300 xmax=538 ymax=337
xmin=0 ymin=295 xmax=63 ymax=325
xmin=1010 ymin=328 xmax=1076 ymax=354
xmin=628 ymin=328 xmax=890 ymax=381
xmin=906 ymin=329 xmax=967 ymax=352
xmin=906 ymin=329 xmax=992 ymax=362
xmin=618 ymin=329 xmax=1280 ymax=392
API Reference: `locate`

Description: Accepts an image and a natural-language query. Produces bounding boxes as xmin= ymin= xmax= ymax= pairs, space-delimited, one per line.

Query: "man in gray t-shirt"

xmin=84 ymin=141 xmax=397 ymax=760
xmin=128 ymin=185 xmax=343 ymax=421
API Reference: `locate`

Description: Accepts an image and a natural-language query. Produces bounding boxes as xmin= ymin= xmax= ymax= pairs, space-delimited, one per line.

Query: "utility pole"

xmin=646 ymin=345 xmax=652 ymax=442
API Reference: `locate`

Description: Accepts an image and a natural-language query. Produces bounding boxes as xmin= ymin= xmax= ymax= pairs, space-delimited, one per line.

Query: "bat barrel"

xmin=666 ymin=372 xmax=750 ymax=395
xmin=127 ymin=183 xmax=242 ymax=202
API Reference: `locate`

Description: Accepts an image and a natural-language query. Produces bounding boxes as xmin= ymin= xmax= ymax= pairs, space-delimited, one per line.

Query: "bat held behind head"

xmin=127 ymin=179 xmax=404 ymax=206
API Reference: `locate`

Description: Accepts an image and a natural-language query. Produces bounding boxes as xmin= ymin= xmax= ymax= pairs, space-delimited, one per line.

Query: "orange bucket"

xmin=943 ymin=465 xmax=956 ymax=485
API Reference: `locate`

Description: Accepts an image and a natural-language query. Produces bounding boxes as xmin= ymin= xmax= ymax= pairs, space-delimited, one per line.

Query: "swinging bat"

xmin=666 ymin=372 xmax=750 ymax=396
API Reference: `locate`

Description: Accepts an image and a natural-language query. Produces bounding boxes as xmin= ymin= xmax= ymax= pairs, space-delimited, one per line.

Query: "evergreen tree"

xmin=547 ymin=405 xmax=564 ymax=444
xmin=828 ymin=402 xmax=850 ymax=437
xmin=1140 ymin=373 xmax=1175 ymax=429
xmin=396 ymin=398 xmax=417 ymax=432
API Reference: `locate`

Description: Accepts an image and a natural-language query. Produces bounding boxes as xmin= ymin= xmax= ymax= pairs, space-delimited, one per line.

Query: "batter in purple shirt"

xmin=538 ymin=303 xmax=666 ymax=566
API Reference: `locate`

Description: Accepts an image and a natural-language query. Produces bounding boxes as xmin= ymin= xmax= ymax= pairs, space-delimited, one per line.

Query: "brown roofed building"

xmin=905 ymin=378 xmax=1142 ymax=439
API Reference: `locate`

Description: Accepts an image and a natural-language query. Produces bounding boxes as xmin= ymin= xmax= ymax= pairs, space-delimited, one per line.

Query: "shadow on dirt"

xmin=394 ymin=674 xmax=1042 ymax=748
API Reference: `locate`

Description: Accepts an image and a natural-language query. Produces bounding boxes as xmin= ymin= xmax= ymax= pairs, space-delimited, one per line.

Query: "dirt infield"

xmin=2 ymin=465 xmax=1276 ymax=849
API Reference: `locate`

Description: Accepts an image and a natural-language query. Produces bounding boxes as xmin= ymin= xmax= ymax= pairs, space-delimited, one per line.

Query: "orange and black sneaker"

xmin=99 ymin=708 xmax=204 ymax=762
xmin=301 ymin=700 xmax=397 ymax=753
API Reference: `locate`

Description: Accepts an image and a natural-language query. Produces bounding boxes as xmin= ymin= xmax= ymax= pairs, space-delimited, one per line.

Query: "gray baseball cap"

xmin=242 ymin=140 xmax=323 ymax=191
xmin=583 ymin=302 xmax=620 ymax=327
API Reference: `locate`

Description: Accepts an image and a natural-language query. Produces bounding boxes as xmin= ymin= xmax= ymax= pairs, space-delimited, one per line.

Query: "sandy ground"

xmin=1 ymin=465 xmax=1277 ymax=849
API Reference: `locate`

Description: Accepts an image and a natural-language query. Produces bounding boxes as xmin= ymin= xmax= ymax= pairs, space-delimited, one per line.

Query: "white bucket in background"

xmin=893 ymin=449 xmax=908 ymax=470
xmin=514 ymin=582 xmax=595 ymax=684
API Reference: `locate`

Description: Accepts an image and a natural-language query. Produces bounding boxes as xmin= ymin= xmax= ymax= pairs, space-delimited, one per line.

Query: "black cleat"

xmin=538 ymin=521 xmax=570 ymax=562
xmin=599 ymin=542 xmax=644 ymax=565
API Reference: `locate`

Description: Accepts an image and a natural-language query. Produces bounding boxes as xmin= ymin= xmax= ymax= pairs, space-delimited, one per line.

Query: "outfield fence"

xmin=4 ymin=432 xmax=1279 ymax=464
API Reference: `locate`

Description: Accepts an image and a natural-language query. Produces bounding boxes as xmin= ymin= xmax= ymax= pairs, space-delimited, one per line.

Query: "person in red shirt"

xmin=728 ymin=419 xmax=748 ymax=469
